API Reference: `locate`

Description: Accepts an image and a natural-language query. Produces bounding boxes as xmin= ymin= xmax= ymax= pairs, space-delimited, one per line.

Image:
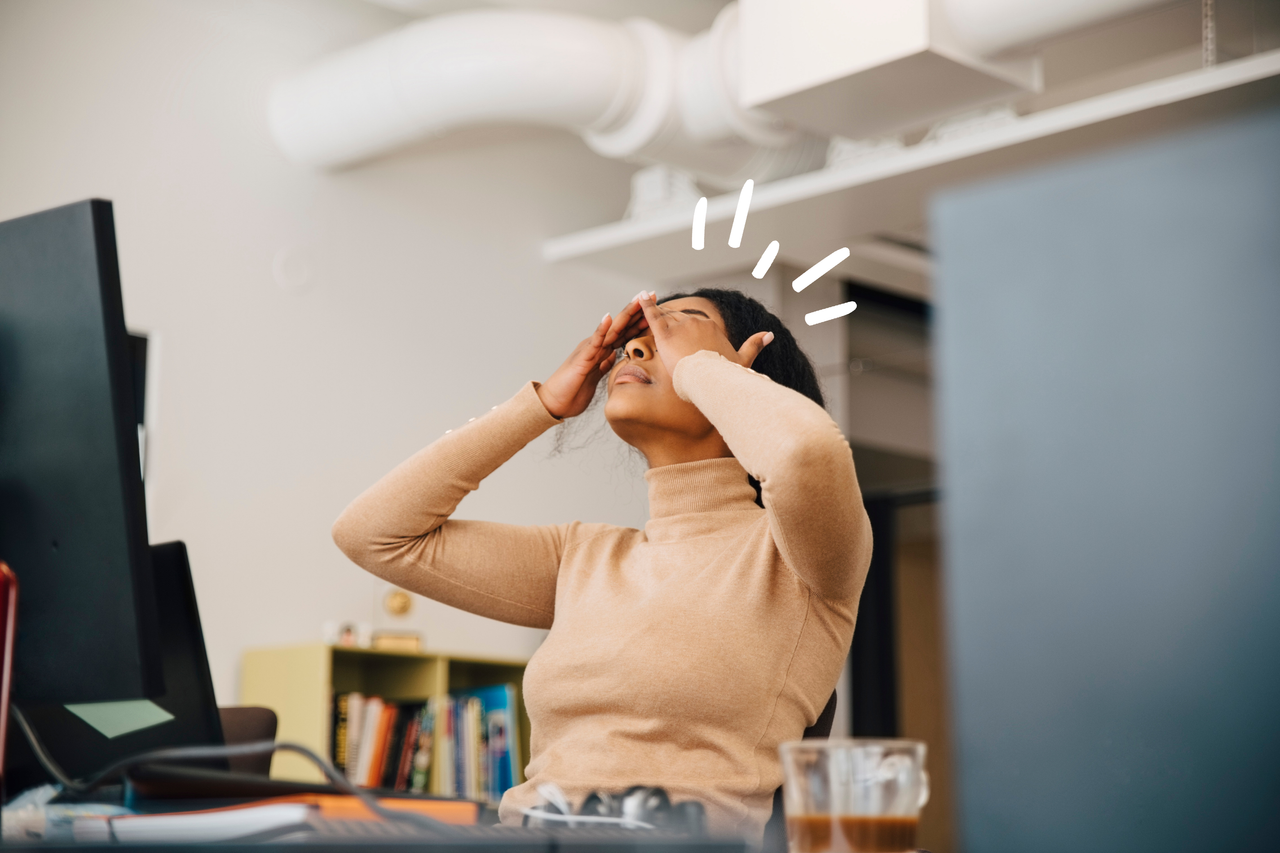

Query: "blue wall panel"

xmin=933 ymin=104 xmax=1280 ymax=852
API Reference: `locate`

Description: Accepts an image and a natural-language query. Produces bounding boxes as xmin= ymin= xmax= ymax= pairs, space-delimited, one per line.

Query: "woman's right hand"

xmin=536 ymin=291 xmax=653 ymax=419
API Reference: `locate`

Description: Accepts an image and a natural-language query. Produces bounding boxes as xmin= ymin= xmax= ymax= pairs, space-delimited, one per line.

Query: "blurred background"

xmin=2 ymin=2 xmax=1277 ymax=850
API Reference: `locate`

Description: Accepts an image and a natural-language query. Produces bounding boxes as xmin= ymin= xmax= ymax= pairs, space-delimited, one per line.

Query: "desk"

xmin=5 ymin=827 xmax=749 ymax=853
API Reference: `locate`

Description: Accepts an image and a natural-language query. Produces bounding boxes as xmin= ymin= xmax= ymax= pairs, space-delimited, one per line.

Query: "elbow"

xmin=331 ymin=505 xmax=370 ymax=565
xmin=331 ymin=505 xmax=428 ymax=585
xmin=778 ymin=426 xmax=853 ymax=482
xmin=331 ymin=511 xmax=398 ymax=585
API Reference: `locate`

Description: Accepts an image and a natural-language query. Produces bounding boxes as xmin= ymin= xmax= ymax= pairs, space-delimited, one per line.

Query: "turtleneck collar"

xmin=642 ymin=457 xmax=761 ymax=541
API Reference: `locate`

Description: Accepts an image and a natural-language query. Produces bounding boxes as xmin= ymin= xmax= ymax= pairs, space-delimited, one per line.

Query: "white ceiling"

xmin=360 ymin=0 xmax=732 ymax=33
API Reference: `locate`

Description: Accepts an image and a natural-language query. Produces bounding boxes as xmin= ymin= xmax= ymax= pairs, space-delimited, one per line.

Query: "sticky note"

xmin=65 ymin=700 xmax=175 ymax=739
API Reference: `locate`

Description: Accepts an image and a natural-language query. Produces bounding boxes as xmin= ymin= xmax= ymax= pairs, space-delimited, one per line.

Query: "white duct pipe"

xmin=271 ymin=0 xmax=1181 ymax=180
xmin=269 ymin=11 xmax=641 ymax=169
xmin=940 ymin=0 xmax=1179 ymax=56
xmin=269 ymin=4 xmax=825 ymax=186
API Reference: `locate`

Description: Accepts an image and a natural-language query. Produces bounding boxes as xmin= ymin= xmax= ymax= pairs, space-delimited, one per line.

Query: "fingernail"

xmin=602 ymin=313 xmax=611 ymax=324
xmin=764 ymin=331 xmax=775 ymax=345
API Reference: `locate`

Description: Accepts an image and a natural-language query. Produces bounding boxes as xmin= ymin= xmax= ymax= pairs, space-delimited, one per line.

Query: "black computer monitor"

xmin=0 ymin=199 xmax=164 ymax=703
xmin=4 ymin=542 xmax=226 ymax=794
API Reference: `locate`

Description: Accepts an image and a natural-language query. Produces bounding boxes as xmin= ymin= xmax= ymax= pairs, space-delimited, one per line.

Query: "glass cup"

xmin=779 ymin=739 xmax=929 ymax=853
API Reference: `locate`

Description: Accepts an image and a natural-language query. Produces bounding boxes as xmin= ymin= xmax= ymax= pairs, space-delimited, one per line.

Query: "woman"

xmin=332 ymin=288 xmax=872 ymax=839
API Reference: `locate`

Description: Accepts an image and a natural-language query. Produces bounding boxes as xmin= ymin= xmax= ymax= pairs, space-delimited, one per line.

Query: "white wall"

xmin=0 ymin=0 xmax=655 ymax=704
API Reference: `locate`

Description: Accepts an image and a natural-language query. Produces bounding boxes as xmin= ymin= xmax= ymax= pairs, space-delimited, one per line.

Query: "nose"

xmin=624 ymin=335 xmax=655 ymax=362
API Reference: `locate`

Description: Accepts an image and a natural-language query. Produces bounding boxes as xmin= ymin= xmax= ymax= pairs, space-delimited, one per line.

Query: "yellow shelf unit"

xmin=240 ymin=643 xmax=529 ymax=788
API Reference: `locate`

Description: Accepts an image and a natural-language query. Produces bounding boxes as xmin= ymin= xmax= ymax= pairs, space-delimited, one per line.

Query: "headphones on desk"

xmin=522 ymin=783 xmax=706 ymax=834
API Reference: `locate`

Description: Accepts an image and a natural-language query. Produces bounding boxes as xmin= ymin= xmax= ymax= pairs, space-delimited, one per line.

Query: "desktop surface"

xmin=4 ymin=825 xmax=749 ymax=853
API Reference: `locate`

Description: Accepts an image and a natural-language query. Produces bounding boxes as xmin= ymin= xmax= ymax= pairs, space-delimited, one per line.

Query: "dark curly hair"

xmin=657 ymin=287 xmax=826 ymax=506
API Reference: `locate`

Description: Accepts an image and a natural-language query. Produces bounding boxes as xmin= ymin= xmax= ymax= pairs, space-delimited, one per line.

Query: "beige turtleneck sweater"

xmin=332 ymin=349 xmax=872 ymax=839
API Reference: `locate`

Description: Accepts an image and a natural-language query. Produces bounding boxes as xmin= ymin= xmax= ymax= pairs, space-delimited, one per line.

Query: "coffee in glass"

xmin=779 ymin=739 xmax=929 ymax=853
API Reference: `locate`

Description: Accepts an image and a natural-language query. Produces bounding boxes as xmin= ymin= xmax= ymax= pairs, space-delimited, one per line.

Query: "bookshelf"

xmin=240 ymin=643 xmax=529 ymax=789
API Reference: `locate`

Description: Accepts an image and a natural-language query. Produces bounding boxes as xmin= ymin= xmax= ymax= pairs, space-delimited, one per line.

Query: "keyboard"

xmin=289 ymin=819 xmax=750 ymax=852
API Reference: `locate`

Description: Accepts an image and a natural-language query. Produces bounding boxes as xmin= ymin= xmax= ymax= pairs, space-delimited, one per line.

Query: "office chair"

xmin=760 ymin=690 xmax=837 ymax=853
xmin=217 ymin=706 xmax=278 ymax=776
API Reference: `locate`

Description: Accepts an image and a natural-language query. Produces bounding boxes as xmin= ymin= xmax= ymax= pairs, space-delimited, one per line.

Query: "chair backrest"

xmin=803 ymin=690 xmax=838 ymax=741
xmin=761 ymin=691 xmax=838 ymax=852
xmin=218 ymin=706 xmax=278 ymax=776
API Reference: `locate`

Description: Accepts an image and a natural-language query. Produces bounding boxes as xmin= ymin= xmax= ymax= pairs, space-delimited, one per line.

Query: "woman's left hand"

xmin=636 ymin=291 xmax=773 ymax=376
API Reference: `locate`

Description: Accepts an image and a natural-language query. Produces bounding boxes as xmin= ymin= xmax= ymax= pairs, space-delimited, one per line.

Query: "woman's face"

xmin=603 ymin=296 xmax=730 ymax=455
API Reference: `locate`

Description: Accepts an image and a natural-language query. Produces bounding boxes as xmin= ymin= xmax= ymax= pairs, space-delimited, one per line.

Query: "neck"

xmin=626 ymin=430 xmax=733 ymax=469
xmin=645 ymin=443 xmax=733 ymax=469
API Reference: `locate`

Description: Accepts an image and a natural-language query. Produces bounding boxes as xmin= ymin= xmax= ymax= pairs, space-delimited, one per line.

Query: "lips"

xmin=614 ymin=364 xmax=652 ymax=385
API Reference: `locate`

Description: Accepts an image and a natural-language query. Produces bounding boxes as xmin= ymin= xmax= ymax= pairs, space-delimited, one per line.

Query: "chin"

xmin=605 ymin=398 xmax=659 ymax=438
xmin=603 ymin=396 xmax=636 ymax=426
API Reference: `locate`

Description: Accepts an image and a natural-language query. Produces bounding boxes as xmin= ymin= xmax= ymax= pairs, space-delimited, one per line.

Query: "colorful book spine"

xmin=474 ymin=698 xmax=489 ymax=802
xmin=387 ymin=702 xmax=423 ymax=791
xmin=393 ymin=715 xmax=418 ymax=791
xmin=379 ymin=704 xmax=407 ymax=790
xmin=454 ymin=699 xmax=466 ymax=799
xmin=353 ymin=696 xmax=383 ymax=787
xmin=367 ymin=701 xmax=397 ymax=788
xmin=329 ymin=685 xmax=519 ymax=801
xmin=393 ymin=704 xmax=425 ymax=792
xmin=409 ymin=702 xmax=434 ymax=794
xmin=441 ymin=697 xmax=455 ymax=797
xmin=465 ymin=698 xmax=479 ymax=800
xmin=331 ymin=693 xmax=349 ymax=772
xmin=451 ymin=684 xmax=521 ymax=804
xmin=343 ymin=693 xmax=366 ymax=784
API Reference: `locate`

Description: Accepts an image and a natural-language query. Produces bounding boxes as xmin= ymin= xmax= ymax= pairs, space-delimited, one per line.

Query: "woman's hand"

xmin=536 ymin=292 xmax=652 ymax=419
xmin=636 ymin=292 xmax=773 ymax=376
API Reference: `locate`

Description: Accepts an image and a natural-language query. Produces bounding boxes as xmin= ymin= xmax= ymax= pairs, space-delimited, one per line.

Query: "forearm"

xmin=332 ymin=381 xmax=567 ymax=624
xmin=672 ymin=350 xmax=871 ymax=598
xmin=672 ymin=351 xmax=851 ymax=486
xmin=333 ymin=381 xmax=560 ymax=550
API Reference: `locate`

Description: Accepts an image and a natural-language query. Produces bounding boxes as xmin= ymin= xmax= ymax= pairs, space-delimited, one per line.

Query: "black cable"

xmin=11 ymin=705 xmax=81 ymax=791
xmin=10 ymin=706 xmax=462 ymax=837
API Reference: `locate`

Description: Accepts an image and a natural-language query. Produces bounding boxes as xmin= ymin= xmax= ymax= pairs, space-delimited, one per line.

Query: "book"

xmin=455 ymin=699 xmax=470 ymax=800
xmin=332 ymin=693 xmax=350 ymax=772
xmin=393 ymin=714 xmax=417 ymax=791
xmin=384 ymin=702 xmax=424 ymax=790
xmin=437 ymin=697 xmax=454 ymax=798
xmin=353 ymin=696 xmax=383 ymax=787
xmin=409 ymin=701 xmax=435 ymax=794
xmin=393 ymin=705 xmax=423 ymax=791
xmin=452 ymin=683 xmax=521 ymax=804
xmin=75 ymin=803 xmax=312 ymax=844
xmin=325 ymin=685 xmax=517 ymax=800
xmin=72 ymin=794 xmax=480 ymax=844
xmin=370 ymin=630 xmax=421 ymax=652
xmin=458 ymin=699 xmax=472 ymax=800
xmin=343 ymin=693 xmax=366 ymax=784
xmin=474 ymin=697 xmax=488 ymax=802
xmin=366 ymin=701 xmax=397 ymax=787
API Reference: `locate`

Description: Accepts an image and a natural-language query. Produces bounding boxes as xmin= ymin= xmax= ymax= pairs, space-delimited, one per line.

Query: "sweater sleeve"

xmin=672 ymin=350 xmax=873 ymax=600
xmin=331 ymin=381 xmax=569 ymax=629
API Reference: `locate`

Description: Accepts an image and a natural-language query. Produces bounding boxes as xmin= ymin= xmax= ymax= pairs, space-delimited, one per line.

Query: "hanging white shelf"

xmin=542 ymin=50 xmax=1280 ymax=287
